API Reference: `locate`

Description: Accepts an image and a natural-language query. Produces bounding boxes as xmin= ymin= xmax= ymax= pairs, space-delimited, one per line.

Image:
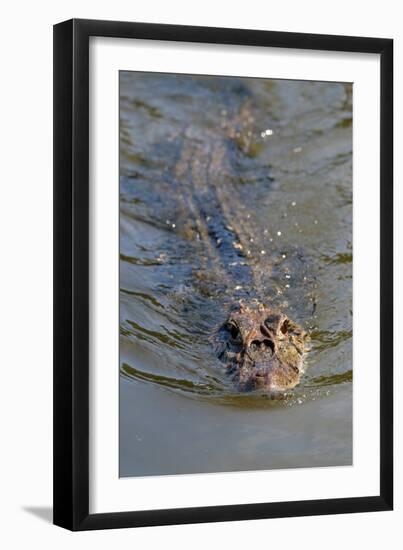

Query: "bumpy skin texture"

xmin=211 ymin=301 xmax=308 ymax=394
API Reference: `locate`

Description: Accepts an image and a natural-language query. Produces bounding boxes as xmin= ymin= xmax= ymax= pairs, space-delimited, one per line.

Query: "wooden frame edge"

xmin=53 ymin=18 xmax=393 ymax=531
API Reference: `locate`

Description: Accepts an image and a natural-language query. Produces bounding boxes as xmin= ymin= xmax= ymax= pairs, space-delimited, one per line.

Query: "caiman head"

xmin=211 ymin=301 xmax=308 ymax=394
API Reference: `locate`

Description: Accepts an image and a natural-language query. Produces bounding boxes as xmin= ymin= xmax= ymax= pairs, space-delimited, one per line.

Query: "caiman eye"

xmin=280 ymin=319 xmax=290 ymax=334
xmin=280 ymin=319 xmax=297 ymax=335
xmin=227 ymin=323 xmax=241 ymax=341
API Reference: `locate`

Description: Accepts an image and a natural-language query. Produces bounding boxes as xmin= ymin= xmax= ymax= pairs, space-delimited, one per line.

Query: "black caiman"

xmin=162 ymin=96 xmax=310 ymax=395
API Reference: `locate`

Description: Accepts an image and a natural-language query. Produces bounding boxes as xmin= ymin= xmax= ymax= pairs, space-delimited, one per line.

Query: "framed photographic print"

xmin=53 ymin=19 xmax=393 ymax=530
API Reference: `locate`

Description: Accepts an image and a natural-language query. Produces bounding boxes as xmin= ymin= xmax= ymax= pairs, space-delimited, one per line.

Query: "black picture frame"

xmin=53 ymin=18 xmax=393 ymax=531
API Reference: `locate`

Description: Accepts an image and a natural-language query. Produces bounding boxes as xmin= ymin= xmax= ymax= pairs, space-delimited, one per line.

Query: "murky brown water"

xmin=119 ymin=72 xmax=352 ymax=477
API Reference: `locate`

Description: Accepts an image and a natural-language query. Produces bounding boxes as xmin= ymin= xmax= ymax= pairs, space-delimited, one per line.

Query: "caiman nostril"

xmin=263 ymin=339 xmax=275 ymax=353
xmin=251 ymin=340 xmax=261 ymax=346
xmin=249 ymin=340 xmax=262 ymax=351
xmin=249 ymin=339 xmax=275 ymax=354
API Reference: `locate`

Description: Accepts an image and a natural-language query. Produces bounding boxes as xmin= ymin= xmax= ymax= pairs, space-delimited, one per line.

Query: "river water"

xmin=119 ymin=72 xmax=352 ymax=477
